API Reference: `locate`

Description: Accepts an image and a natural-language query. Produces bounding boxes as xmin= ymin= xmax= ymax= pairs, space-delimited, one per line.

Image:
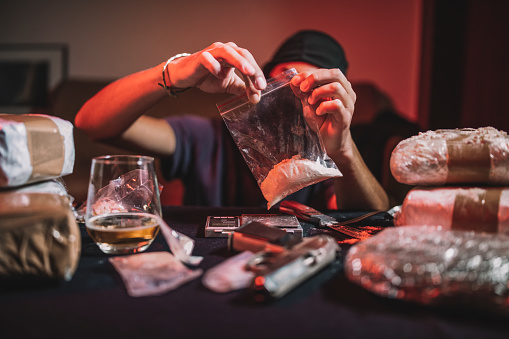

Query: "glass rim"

xmin=91 ymin=155 xmax=155 ymax=164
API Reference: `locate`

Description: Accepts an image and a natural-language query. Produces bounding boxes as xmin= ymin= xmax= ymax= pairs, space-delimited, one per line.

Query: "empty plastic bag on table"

xmin=390 ymin=127 xmax=509 ymax=185
xmin=217 ymin=69 xmax=341 ymax=209
xmin=109 ymin=251 xmax=202 ymax=297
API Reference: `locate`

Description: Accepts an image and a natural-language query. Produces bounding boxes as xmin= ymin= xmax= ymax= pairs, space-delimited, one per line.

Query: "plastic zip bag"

xmin=217 ymin=69 xmax=341 ymax=209
xmin=109 ymin=251 xmax=202 ymax=297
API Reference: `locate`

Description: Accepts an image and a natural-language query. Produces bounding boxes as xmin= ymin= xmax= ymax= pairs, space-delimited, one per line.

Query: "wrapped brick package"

xmin=394 ymin=186 xmax=509 ymax=234
xmin=390 ymin=127 xmax=509 ymax=185
xmin=0 ymin=193 xmax=81 ymax=284
xmin=0 ymin=114 xmax=75 ymax=187
xmin=345 ymin=226 xmax=509 ymax=314
xmin=0 ymin=178 xmax=69 ymax=197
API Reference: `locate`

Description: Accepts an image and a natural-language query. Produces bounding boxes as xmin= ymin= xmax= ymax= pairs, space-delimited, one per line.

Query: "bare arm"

xmin=291 ymin=69 xmax=389 ymax=211
xmin=75 ymin=66 xmax=169 ymax=142
xmin=330 ymin=133 xmax=389 ymax=211
xmin=75 ymin=42 xmax=267 ymax=157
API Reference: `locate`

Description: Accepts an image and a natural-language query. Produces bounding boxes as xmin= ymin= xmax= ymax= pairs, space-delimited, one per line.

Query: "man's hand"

xmin=167 ymin=42 xmax=267 ymax=103
xmin=290 ymin=68 xmax=357 ymax=159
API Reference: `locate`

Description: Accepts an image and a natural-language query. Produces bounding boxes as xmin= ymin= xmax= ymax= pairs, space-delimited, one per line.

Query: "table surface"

xmin=1 ymin=206 xmax=508 ymax=339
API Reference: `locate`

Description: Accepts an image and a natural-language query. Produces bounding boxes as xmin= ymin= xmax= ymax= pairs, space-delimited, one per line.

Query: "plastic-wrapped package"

xmin=217 ymin=69 xmax=341 ymax=209
xmin=390 ymin=127 xmax=509 ymax=185
xmin=0 ymin=114 xmax=75 ymax=187
xmin=0 ymin=193 xmax=81 ymax=283
xmin=394 ymin=186 xmax=509 ymax=234
xmin=0 ymin=178 xmax=69 ymax=197
xmin=345 ymin=226 xmax=509 ymax=314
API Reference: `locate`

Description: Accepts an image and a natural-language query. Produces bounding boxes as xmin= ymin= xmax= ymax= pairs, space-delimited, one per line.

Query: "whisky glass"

xmin=85 ymin=155 xmax=162 ymax=254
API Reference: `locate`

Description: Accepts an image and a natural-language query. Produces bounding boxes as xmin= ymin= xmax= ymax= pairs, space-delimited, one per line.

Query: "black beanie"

xmin=263 ymin=30 xmax=348 ymax=78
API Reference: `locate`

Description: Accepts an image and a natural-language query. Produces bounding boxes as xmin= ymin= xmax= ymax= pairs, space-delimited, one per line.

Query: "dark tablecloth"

xmin=1 ymin=206 xmax=508 ymax=339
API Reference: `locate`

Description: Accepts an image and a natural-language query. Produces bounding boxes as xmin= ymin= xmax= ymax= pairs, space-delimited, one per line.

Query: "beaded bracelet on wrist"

xmin=157 ymin=53 xmax=191 ymax=97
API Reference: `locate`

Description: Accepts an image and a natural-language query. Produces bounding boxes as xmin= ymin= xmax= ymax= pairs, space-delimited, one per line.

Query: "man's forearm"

xmin=331 ymin=138 xmax=389 ymax=211
xmin=75 ymin=63 xmax=167 ymax=141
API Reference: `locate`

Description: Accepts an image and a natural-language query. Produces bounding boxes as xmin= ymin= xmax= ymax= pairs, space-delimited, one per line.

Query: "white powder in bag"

xmin=260 ymin=155 xmax=342 ymax=209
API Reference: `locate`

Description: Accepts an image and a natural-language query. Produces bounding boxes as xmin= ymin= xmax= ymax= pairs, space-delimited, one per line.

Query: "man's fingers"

xmin=298 ymin=68 xmax=350 ymax=93
xmin=229 ymin=43 xmax=266 ymax=90
xmin=200 ymin=51 xmax=223 ymax=77
xmin=205 ymin=42 xmax=255 ymax=76
xmin=206 ymin=42 xmax=266 ymax=90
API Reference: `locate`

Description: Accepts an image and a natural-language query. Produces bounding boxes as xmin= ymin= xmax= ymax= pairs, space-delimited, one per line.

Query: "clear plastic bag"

xmin=76 ymin=168 xmax=161 ymax=218
xmin=109 ymin=251 xmax=202 ymax=297
xmin=217 ymin=69 xmax=341 ymax=209
xmin=88 ymin=168 xmax=157 ymax=216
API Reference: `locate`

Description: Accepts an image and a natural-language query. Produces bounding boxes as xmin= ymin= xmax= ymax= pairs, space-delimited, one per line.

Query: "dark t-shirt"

xmin=161 ymin=115 xmax=333 ymax=208
xmin=350 ymin=110 xmax=420 ymax=182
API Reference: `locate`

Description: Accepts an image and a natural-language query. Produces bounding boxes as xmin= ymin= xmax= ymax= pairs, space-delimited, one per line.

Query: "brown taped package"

xmin=390 ymin=127 xmax=509 ymax=185
xmin=0 ymin=193 xmax=81 ymax=284
xmin=0 ymin=114 xmax=74 ymax=187
xmin=393 ymin=186 xmax=509 ymax=234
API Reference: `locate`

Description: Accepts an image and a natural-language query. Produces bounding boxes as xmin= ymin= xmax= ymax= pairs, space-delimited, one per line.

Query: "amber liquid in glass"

xmin=87 ymin=213 xmax=160 ymax=254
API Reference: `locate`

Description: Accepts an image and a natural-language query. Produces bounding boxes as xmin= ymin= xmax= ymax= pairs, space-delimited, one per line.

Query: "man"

xmin=75 ymin=30 xmax=389 ymax=211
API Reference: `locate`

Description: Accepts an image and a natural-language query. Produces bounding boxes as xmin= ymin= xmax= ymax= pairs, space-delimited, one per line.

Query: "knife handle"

xmin=280 ymin=201 xmax=375 ymax=240
xmin=279 ymin=200 xmax=326 ymax=225
xmin=280 ymin=200 xmax=321 ymax=216
xmin=280 ymin=200 xmax=338 ymax=228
